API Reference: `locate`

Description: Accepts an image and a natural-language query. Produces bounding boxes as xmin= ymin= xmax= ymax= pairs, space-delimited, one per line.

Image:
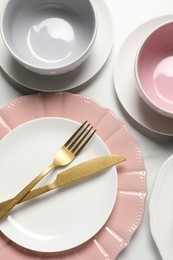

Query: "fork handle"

xmin=0 ymin=184 xmax=51 ymax=210
xmin=0 ymin=163 xmax=55 ymax=220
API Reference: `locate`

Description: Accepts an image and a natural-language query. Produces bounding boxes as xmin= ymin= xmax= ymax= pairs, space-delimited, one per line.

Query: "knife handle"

xmin=0 ymin=163 xmax=55 ymax=220
xmin=0 ymin=184 xmax=52 ymax=210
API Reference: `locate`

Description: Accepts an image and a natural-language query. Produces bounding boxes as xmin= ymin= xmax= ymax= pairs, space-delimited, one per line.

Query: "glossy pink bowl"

xmin=135 ymin=21 xmax=173 ymax=118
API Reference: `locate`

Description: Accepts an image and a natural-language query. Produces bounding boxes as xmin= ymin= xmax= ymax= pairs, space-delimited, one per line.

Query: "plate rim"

xmin=149 ymin=154 xmax=173 ymax=260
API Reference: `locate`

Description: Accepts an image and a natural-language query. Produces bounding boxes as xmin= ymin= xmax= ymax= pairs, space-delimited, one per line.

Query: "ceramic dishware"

xmin=0 ymin=0 xmax=113 ymax=92
xmin=150 ymin=154 xmax=173 ymax=260
xmin=0 ymin=0 xmax=97 ymax=75
xmin=0 ymin=117 xmax=118 ymax=252
xmin=114 ymin=15 xmax=173 ymax=136
xmin=0 ymin=92 xmax=147 ymax=259
xmin=135 ymin=20 xmax=173 ymax=118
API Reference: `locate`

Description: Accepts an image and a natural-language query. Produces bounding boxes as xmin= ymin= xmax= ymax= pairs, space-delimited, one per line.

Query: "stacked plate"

xmin=0 ymin=92 xmax=147 ymax=259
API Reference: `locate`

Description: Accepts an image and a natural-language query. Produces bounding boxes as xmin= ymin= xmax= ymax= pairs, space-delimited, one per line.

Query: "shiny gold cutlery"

xmin=0 ymin=121 xmax=96 ymax=220
xmin=0 ymin=155 xmax=126 ymax=218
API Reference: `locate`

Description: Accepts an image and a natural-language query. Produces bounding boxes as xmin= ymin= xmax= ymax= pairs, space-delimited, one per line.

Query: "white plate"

xmin=114 ymin=15 xmax=173 ymax=136
xmin=0 ymin=117 xmax=117 ymax=252
xmin=0 ymin=0 xmax=113 ymax=92
xmin=149 ymin=154 xmax=173 ymax=260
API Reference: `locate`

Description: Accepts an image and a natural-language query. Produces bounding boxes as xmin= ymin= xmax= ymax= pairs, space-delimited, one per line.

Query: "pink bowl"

xmin=135 ymin=20 xmax=173 ymax=118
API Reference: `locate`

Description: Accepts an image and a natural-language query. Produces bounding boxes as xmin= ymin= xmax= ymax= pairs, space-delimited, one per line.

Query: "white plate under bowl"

xmin=149 ymin=154 xmax=173 ymax=260
xmin=0 ymin=117 xmax=117 ymax=252
xmin=114 ymin=15 xmax=173 ymax=136
xmin=0 ymin=0 xmax=113 ymax=91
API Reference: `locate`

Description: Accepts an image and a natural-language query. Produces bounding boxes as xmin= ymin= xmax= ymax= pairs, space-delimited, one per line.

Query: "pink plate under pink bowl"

xmin=135 ymin=20 xmax=173 ymax=118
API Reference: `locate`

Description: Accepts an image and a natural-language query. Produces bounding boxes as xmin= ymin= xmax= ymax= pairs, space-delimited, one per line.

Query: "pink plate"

xmin=0 ymin=92 xmax=147 ymax=259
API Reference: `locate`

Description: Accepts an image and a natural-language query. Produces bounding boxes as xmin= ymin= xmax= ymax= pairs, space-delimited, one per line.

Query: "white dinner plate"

xmin=0 ymin=118 xmax=117 ymax=252
xmin=114 ymin=15 xmax=173 ymax=136
xmin=149 ymin=154 xmax=173 ymax=260
xmin=0 ymin=0 xmax=113 ymax=92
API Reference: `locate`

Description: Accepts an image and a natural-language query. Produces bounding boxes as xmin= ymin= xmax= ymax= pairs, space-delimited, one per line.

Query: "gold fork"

xmin=0 ymin=121 xmax=96 ymax=220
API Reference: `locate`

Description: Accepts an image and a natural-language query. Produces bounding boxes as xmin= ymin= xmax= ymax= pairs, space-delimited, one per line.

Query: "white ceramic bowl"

xmin=135 ymin=20 xmax=173 ymax=118
xmin=1 ymin=0 xmax=97 ymax=75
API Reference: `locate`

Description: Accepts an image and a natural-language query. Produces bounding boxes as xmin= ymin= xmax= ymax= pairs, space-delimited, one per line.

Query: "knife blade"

xmin=0 ymin=155 xmax=126 ymax=212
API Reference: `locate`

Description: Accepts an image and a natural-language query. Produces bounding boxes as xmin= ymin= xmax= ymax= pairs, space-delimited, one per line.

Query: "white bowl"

xmin=0 ymin=0 xmax=97 ymax=75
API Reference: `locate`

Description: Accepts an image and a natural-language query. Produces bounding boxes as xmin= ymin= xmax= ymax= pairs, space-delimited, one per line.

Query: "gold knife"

xmin=0 ymin=155 xmax=126 ymax=219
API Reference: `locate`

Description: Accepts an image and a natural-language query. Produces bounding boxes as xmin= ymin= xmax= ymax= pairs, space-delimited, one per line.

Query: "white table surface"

xmin=1 ymin=0 xmax=173 ymax=259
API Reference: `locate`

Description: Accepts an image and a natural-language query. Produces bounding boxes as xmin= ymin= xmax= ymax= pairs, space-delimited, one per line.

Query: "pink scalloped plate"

xmin=0 ymin=92 xmax=147 ymax=259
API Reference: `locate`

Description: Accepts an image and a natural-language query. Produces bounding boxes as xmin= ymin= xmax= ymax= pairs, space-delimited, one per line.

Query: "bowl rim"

xmin=0 ymin=0 xmax=98 ymax=74
xmin=134 ymin=19 xmax=173 ymax=118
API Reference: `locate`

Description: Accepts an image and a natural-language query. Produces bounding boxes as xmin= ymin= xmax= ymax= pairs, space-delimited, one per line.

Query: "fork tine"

xmin=64 ymin=121 xmax=87 ymax=147
xmin=67 ymin=122 xmax=91 ymax=150
xmin=71 ymin=127 xmax=97 ymax=156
